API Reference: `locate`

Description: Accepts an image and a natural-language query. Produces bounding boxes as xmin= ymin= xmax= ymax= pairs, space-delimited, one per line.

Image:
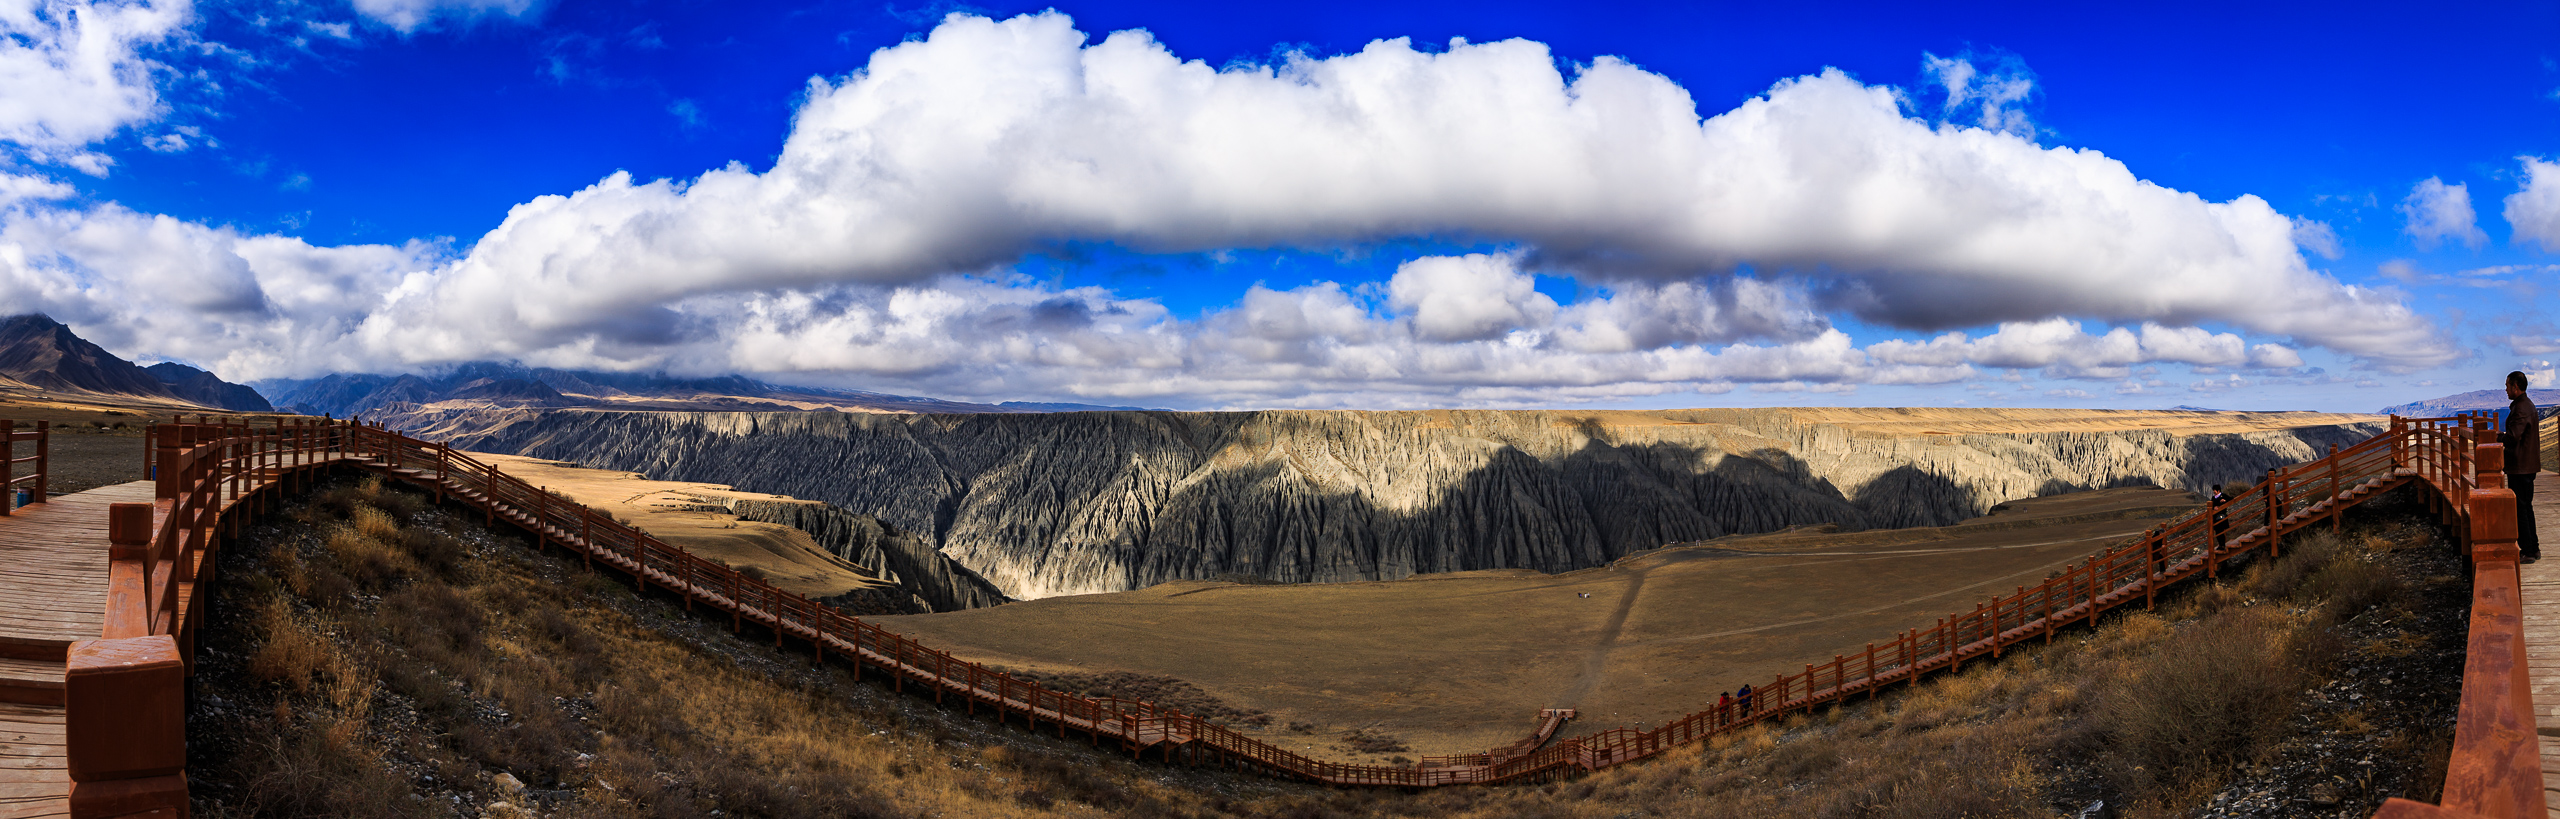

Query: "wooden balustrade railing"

xmin=0 ymin=418 xmax=46 ymax=514
xmin=42 ymin=411 xmax=2545 ymax=814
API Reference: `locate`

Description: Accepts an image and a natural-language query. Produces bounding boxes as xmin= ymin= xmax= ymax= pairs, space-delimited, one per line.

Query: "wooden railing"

xmin=0 ymin=418 xmax=45 ymax=514
xmin=43 ymin=413 xmax=2545 ymax=815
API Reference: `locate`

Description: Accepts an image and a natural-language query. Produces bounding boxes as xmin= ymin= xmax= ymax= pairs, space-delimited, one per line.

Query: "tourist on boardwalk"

xmin=1736 ymin=683 xmax=1753 ymax=716
xmin=2208 ymin=484 xmax=2229 ymax=547
xmin=1717 ymin=691 xmax=1733 ymax=724
xmin=2503 ymin=371 xmax=2543 ymax=563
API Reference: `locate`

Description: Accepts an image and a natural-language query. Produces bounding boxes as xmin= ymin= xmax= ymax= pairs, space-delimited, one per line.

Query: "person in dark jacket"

xmin=2208 ymin=484 xmax=2229 ymax=547
xmin=1736 ymin=683 xmax=1754 ymax=716
xmin=2502 ymin=371 xmax=2543 ymax=563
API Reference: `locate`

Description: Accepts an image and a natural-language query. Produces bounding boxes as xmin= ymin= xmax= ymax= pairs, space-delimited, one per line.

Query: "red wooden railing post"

xmin=31 ymin=419 xmax=45 ymax=504
xmin=1 ymin=419 xmax=13 ymax=516
xmin=2329 ymin=442 xmax=2343 ymax=534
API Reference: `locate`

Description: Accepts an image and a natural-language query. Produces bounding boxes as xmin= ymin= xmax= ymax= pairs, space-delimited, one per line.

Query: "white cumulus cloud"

xmin=348 ymin=12 xmax=2449 ymax=373
xmin=2502 ymin=156 xmax=2560 ymax=251
xmin=0 ymin=0 xmax=191 ymax=165
xmin=1386 ymin=253 xmax=1556 ymax=342
xmin=2402 ymin=176 xmax=2487 ymax=250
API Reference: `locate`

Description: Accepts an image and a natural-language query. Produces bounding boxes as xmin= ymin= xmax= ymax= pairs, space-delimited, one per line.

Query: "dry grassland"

xmin=465 ymin=452 xmax=895 ymax=601
xmin=873 ymin=485 xmax=2203 ymax=760
xmin=184 ymin=475 xmax=2458 ymax=818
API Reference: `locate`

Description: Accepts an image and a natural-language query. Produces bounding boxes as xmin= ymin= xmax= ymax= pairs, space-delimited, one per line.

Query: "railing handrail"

xmin=73 ymin=412 xmax=2533 ymax=803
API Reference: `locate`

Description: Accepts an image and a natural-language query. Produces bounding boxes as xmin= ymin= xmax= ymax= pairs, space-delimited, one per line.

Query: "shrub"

xmin=2095 ymin=608 xmax=2303 ymax=784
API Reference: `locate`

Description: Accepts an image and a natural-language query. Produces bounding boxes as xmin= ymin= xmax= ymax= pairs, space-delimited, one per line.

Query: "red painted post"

xmin=65 ymin=635 xmax=189 ymax=816
xmin=31 ymin=419 xmax=45 ymax=504
xmin=2329 ymin=442 xmax=2343 ymax=535
xmin=1988 ymin=595 xmax=2002 ymax=658
xmin=1864 ymin=642 xmax=1877 ymax=700
xmin=2145 ymin=529 xmax=2159 ymax=610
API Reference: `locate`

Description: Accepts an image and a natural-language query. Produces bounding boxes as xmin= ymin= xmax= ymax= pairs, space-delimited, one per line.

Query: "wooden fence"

xmin=0 ymin=418 xmax=46 ymax=514
xmin=37 ymin=413 xmax=2545 ymax=816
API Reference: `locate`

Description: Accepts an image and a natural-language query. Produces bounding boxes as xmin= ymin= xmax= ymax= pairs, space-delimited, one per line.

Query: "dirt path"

xmin=1560 ymin=572 xmax=1646 ymax=707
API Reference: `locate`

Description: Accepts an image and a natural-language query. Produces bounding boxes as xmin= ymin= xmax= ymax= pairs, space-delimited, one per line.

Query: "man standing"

xmin=2502 ymin=371 xmax=2543 ymax=563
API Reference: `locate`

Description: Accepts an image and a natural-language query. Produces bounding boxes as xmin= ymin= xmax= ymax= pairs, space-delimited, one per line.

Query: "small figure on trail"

xmin=2502 ymin=370 xmax=2544 ymax=563
xmin=1736 ymin=683 xmax=1754 ymax=716
xmin=2208 ymin=484 xmax=2229 ymax=547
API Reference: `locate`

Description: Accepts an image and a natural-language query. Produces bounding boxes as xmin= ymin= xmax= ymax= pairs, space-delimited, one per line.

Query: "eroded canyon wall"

xmin=391 ymin=408 xmax=2382 ymax=601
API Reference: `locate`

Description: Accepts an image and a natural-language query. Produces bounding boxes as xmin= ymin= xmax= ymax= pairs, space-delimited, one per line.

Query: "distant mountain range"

xmin=253 ymin=362 xmax=1158 ymax=418
xmin=0 ymin=314 xmax=270 ymax=411
xmin=2379 ymin=389 xmax=2560 ymax=418
xmin=3 ymin=313 xmax=1166 ymax=417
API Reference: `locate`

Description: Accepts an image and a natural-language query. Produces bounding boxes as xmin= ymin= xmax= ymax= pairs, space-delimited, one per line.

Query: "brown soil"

xmin=868 ymin=485 xmax=2202 ymax=764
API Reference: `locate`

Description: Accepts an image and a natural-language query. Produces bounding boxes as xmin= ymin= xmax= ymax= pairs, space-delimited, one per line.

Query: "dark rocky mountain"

xmin=0 ymin=314 xmax=183 ymax=399
xmin=383 ymin=406 xmax=2383 ymax=603
xmin=2380 ymin=388 xmax=2560 ymax=417
xmin=0 ymin=314 xmax=263 ymax=410
xmin=144 ymin=363 xmax=274 ymax=412
xmin=255 ymin=362 xmax=1040 ymax=418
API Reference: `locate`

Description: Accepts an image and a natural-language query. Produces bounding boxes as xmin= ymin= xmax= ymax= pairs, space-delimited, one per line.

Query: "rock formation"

xmin=385 ymin=406 xmax=2383 ymax=603
xmin=708 ymin=497 xmax=1010 ymax=612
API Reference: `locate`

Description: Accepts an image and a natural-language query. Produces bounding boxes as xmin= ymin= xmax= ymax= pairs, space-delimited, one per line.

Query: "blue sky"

xmin=2 ymin=0 xmax=2556 ymax=412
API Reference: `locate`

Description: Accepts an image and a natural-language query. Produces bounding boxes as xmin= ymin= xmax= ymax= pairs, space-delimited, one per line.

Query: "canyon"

xmin=381 ymin=405 xmax=2382 ymax=603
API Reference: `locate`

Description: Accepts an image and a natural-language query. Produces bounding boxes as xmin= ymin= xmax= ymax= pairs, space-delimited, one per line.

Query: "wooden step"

xmin=0 ymin=657 xmax=63 ymax=707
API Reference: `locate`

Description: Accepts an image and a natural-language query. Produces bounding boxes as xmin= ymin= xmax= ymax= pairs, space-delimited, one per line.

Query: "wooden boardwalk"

xmin=0 ymin=482 xmax=160 ymax=819
xmin=0 ymin=415 xmax=2538 ymax=814
xmin=2516 ymin=471 xmax=2560 ymax=816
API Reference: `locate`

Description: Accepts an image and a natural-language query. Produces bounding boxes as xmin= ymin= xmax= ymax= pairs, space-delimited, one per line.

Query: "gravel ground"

xmin=2189 ymin=514 xmax=2466 ymax=818
xmin=30 ymin=431 xmax=145 ymax=496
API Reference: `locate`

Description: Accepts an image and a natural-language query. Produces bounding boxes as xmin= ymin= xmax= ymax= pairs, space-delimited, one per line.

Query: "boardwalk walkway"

xmin=0 ymin=482 xmax=161 ymax=819
xmin=2516 ymin=472 xmax=2560 ymax=816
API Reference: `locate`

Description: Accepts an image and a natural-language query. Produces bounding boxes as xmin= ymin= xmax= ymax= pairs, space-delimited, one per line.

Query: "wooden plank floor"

xmin=0 ymin=483 xmax=152 ymax=658
xmin=2515 ymin=470 xmax=2560 ymax=815
xmin=0 ymin=701 xmax=66 ymax=819
xmin=0 ymin=481 xmax=145 ymax=819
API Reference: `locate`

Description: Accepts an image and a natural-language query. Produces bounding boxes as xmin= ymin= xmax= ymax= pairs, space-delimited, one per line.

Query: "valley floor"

xmin=869 ymin=485 xmax=2201 ymax=761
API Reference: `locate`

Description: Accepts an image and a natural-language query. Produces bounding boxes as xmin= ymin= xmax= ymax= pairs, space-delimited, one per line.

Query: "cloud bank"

xmin=349 ymin=11 xmax=2446 ymax=374
xmin=0 ymin=11 xmax=2462 ymax=407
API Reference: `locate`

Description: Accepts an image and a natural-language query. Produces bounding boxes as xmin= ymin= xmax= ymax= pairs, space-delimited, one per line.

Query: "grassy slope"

xmin=187 ymin=477 xmax=2461 ymax=818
